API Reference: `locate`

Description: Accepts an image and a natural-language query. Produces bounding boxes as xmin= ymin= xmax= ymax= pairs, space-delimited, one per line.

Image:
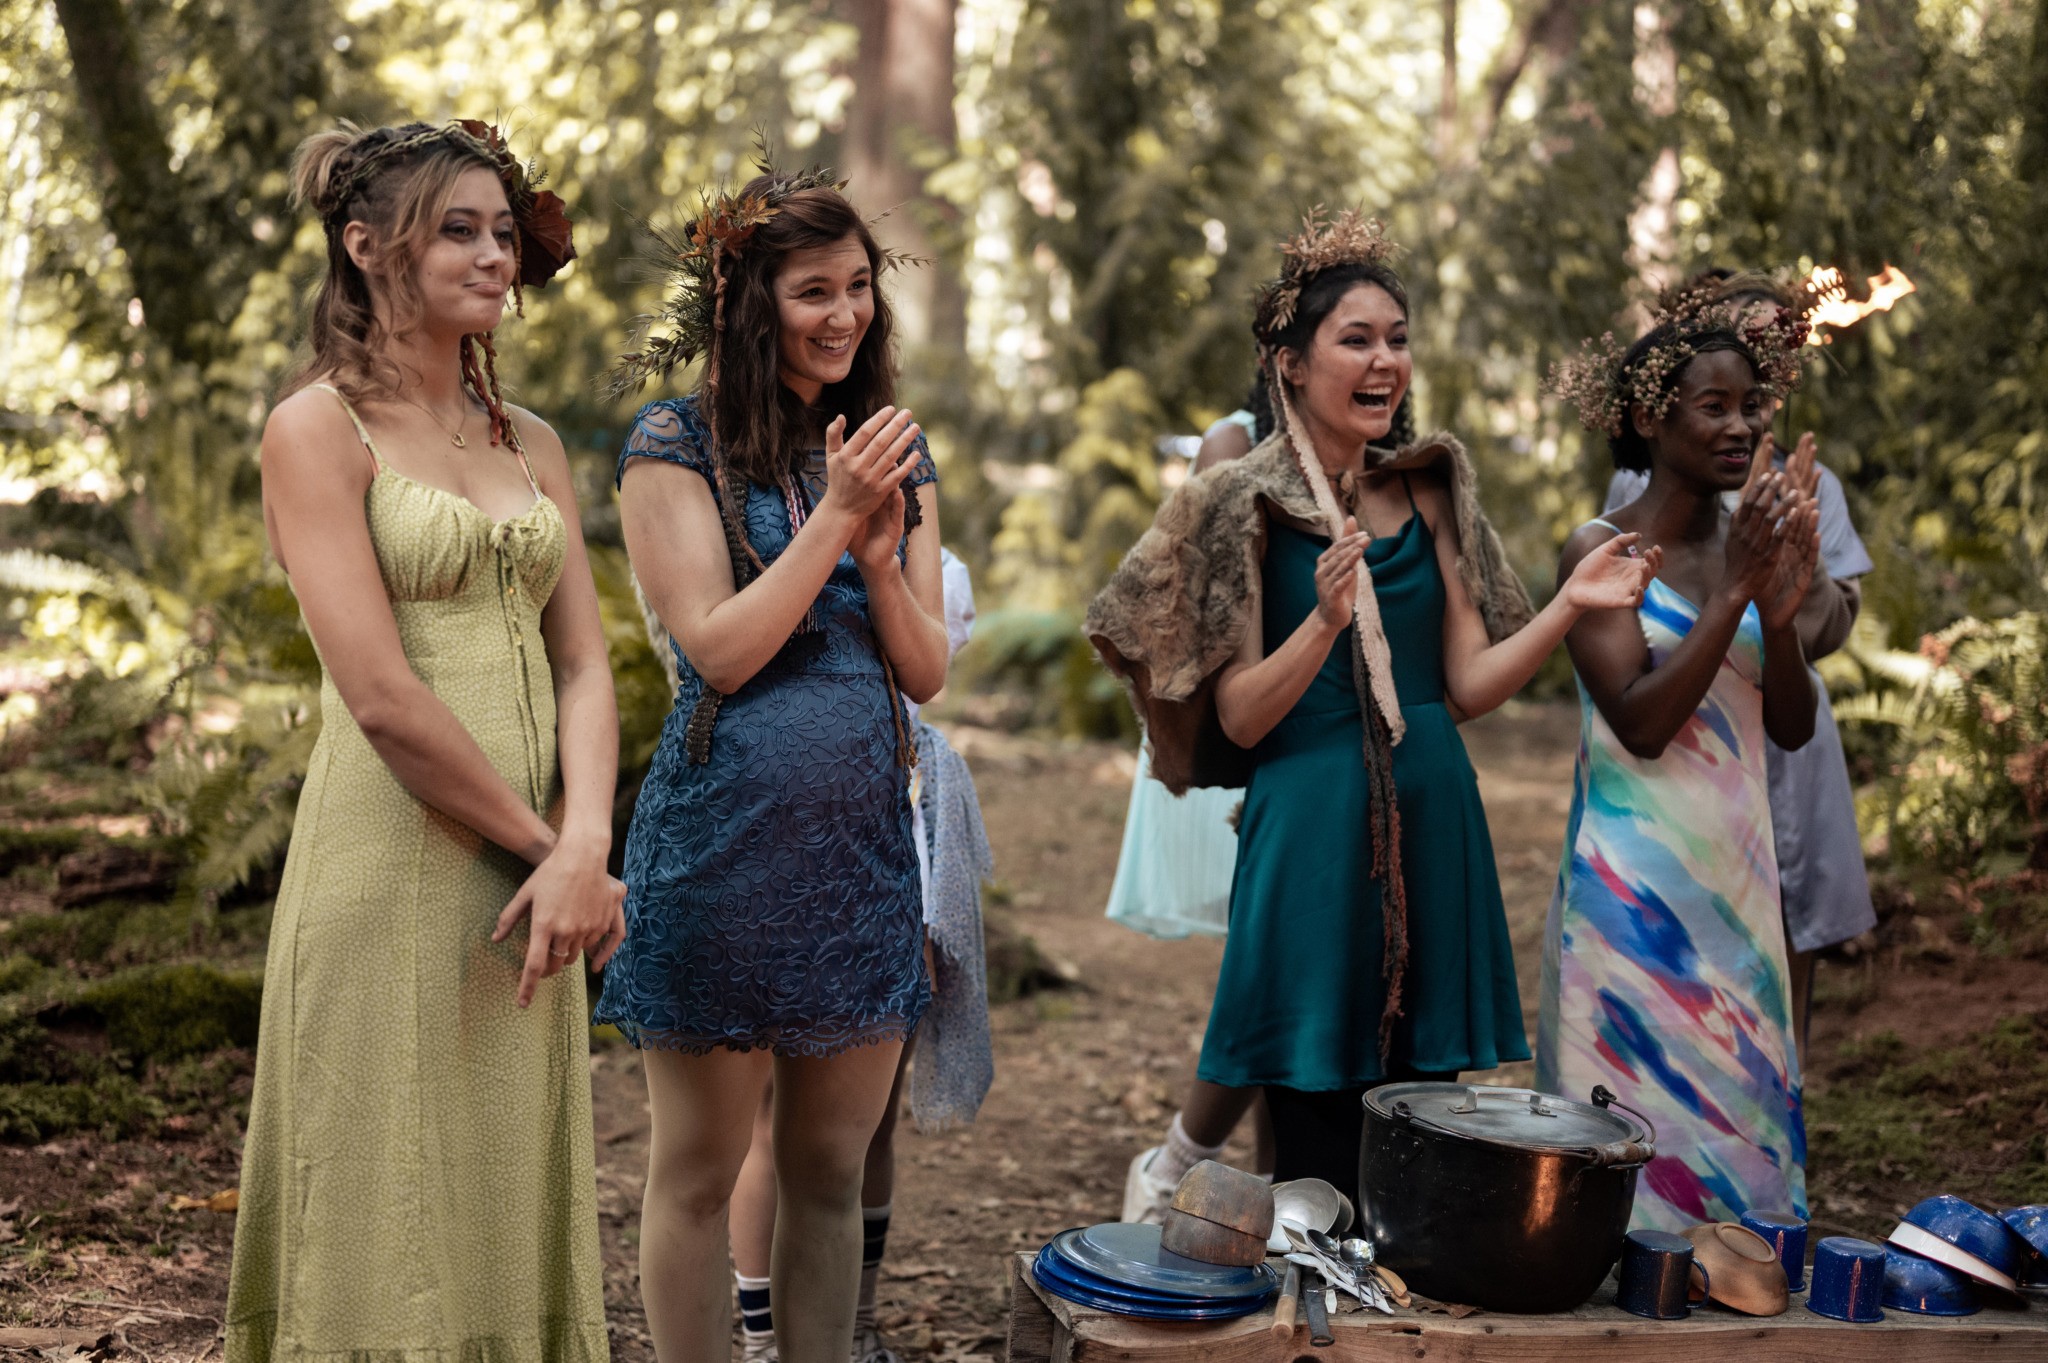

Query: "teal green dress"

xmin=1197 ymin=501 xmax=1529 ymax=1091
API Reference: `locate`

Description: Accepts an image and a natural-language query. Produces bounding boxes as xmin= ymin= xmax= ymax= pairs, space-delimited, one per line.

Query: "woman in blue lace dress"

xmin=596 ymin=168 xmax=947 ymax=1363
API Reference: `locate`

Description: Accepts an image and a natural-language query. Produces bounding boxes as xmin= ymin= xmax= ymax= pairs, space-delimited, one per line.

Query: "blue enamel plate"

xmin=1044 ymin=1223 xmax=1280 ymax=1301
xmin=1032 ymin=1248 xmax=1271 ymax=1320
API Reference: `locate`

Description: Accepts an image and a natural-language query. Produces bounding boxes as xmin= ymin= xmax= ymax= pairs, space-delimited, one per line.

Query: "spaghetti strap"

xmin=1399 ymin=471 xmax=1418 ymax=511
xmin=504 ymin=417 xmax=542 ymax=499
xmin=311 ymin=383 xmax=385 ymax=477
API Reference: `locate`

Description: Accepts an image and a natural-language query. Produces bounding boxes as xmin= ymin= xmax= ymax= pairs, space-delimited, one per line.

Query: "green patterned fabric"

xmin=226 ymin=387 xmax=607 ymax=1362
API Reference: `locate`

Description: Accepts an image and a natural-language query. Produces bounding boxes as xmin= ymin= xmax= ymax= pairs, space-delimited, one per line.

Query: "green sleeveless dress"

xmin=226 ymin=387 xmax=607 ymax=1362
xmin=1197 ymin=496 xmax=1530 ymax=1091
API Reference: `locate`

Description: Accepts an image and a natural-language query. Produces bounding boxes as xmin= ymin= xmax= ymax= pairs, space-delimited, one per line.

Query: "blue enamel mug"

xmin=1740 ymin=1210 xmax=1808 ymax=1291
xmin=1806 ymin=1236 xmax=1886 ymax=1323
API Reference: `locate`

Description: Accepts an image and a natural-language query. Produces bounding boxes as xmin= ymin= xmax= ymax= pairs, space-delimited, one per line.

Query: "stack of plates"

xmin=1033 ymin=1222 xmax=1279 ymax=1321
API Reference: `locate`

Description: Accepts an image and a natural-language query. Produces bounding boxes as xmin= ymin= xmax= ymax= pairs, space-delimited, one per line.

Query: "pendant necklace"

xmin=401 ymin=394 xmax=472 ymax=448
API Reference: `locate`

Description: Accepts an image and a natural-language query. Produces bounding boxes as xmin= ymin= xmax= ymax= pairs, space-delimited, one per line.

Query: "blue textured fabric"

xmin=594 ymin=395 xmax=936 ymax=1056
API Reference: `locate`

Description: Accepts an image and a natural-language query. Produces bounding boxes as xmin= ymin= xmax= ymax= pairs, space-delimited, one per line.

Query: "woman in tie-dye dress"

xmin=1538 ymin=294 xmax=1823 ymax=1231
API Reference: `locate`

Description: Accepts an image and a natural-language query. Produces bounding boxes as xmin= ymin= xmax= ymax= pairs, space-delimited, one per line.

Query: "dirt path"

xmin=9 ymin=703 xmax=2043 ymax=1357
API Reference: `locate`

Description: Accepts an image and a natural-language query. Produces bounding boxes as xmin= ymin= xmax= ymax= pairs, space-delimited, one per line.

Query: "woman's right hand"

xmin=818 ymin=406 xmax=921 ymax=526
xmin=1722 ymin=468 xmax=1804 ymax=605
xmin=1313 ymin=516 xmax=1371 ymax=630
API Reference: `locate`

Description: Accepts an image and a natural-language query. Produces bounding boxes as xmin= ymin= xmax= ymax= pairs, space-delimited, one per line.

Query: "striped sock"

xmin=736 ymin=1271 xmax=773 ymax=1352
xmin=854 ymin=1203 xmax=891 ymax=1333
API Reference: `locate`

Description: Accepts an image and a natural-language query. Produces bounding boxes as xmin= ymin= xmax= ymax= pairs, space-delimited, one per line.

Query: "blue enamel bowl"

xmin=1890 ymin=1195 xmax=2026 ymax=1291
xmin=1882 ymin=1247 xmax=1981 ymax=1316
xmin=2001 ymin=1206 xmax=2048 ymax=1287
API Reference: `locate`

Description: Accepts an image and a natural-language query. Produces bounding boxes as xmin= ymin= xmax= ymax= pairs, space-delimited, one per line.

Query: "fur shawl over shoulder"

xmin=1084 ymin=431 xmax=1533 ymax=795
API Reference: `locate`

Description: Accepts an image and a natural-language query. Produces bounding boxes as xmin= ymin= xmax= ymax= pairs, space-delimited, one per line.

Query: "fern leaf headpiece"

xmin=603 ymin=153 xmax=916 ymax=401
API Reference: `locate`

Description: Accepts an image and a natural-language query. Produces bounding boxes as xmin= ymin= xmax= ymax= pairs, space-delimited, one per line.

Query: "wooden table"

xmin=1006 ymin=1253 xmax=2048 ymax=1362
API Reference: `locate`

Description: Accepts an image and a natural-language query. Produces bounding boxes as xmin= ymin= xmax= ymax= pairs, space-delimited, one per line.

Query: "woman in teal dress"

xmin=1089 ymin=213 xmax=1655 ymax=1202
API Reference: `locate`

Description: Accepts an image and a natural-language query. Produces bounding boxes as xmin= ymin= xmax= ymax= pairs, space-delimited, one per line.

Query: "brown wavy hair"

xmin=281 ymin=121 xmax=515 ymax=441
xmin=703 ymin=177 xmax=899 ymax=488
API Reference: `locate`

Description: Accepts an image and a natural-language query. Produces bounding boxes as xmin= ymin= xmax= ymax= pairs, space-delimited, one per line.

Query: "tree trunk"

xmin=2022 ymin=0 xmax=2048 ymax=234
xmin=1438 ymin=0 xmax=1459 ymax=162
xmin=1623 ymin=0 xmax=1680 ymax=308
xmin=838 ymin=0 xmax=966 ymax=351
xmin=50 ymin=0 xmax=219 ymax=365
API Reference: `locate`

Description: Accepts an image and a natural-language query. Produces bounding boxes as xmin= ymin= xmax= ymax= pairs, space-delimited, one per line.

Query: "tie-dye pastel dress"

xmin=1536 ymin=548 xmax=1807 ymax=1232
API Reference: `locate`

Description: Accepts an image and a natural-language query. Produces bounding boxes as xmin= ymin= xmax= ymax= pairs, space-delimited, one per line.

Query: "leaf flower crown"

xmin=1252 ymin=208 xmax=1402 ymax=340
xmin=1549 ymin=283 xmax=1813 ymax=438
xmin=603 ymin=152 xmax=918 ymax=401
xmin=314 ymin=120 xmax=577 ymax=312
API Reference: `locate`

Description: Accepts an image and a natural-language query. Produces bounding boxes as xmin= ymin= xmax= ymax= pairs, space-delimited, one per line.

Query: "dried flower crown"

xmin=1254 ymin=208 xmax=1402 ymax=339
xmin=603 ymin=151 xmax=918 ymax=400
xmin=1548 ymin=284 xmax=1812 ymax=438
xmin=314 ymin=120 xmax=576 ymax=309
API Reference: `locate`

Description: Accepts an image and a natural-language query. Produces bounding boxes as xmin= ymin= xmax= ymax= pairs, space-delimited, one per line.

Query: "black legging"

xmin=1264 ymin=1066 xmax=1459 ymax=1213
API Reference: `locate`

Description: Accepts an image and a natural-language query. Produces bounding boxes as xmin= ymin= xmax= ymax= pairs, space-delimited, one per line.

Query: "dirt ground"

xmin=3 ymin=703 xmax=2043 ymax=1357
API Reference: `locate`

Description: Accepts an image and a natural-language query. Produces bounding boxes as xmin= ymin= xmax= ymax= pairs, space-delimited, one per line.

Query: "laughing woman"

xmin=230 ymin=122 xmax=617 ymax=1360
xmin=1089 ymin=213 xmax=1655 ymax=1205
xmin=597 ymin=165 xmax=946 ymax=1363
xmin=1540 ymin=291 xmax=1820 ymax=1230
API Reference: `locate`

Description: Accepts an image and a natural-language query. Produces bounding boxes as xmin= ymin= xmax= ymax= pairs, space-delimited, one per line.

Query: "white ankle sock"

xmin=1156 ymin=1112 xmax=1225 ymax=1184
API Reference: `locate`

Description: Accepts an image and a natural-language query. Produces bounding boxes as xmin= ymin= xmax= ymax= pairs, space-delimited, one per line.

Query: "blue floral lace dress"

xmin=593 ymin=396 xmax=934 ymax=1055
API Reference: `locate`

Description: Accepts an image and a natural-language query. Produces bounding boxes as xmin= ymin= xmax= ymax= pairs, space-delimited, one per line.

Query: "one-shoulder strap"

xmin=311 ymin=383 xmax=385 ymax=477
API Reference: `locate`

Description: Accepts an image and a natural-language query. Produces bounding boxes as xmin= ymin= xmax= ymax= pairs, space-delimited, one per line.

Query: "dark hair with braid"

xmin=677 ymin=176 xmax=921 ymax=769
xmin=1257 ymin=262 xmax=1417 ymax=455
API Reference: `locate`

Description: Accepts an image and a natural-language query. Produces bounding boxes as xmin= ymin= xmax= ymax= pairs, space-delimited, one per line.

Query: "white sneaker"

xmin=850 ymin=1325 xmax=901 ymax=1363
xmin=740 ymin=1336 xmax=779 ymax=1363
xmin=1121 ymin=1146 xmax=1178 ymax=1224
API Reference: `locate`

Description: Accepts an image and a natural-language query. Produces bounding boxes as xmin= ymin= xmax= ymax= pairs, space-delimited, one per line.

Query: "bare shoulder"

xmin=505 ymin=403 xmax=567 ymax=474
xmin=261 ymin=386 xmax=372 ymax=488
xmin=1557 ymin=517 xmax=1622 ymax=583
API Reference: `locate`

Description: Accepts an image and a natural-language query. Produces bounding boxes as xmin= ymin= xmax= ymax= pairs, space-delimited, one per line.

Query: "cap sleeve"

xmin=616 ymin=397 xmax=713 ymax=489
xmin=906 ymin=432 xmax=938 ymax=489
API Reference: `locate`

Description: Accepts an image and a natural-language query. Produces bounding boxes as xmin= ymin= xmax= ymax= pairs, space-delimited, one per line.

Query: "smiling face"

xmin=1635 ymin=347 xmax=1767 ymax=490
xmin=773 ymin=235 xmax=875 ymax=403
xmin=348 ymin=164 xmax=514 ymax=339
xmin=1280 ymin=281 xmax=1412 ymax=450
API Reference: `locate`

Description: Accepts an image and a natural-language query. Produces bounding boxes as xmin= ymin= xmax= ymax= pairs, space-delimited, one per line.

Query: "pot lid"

xmin=1366 ymin=1083 xmax=1648 ymax=1153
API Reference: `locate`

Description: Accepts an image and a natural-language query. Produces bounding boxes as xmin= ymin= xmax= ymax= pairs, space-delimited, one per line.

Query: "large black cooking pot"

xmin=1359 ymin=1082 xmax=1655 ymax=1313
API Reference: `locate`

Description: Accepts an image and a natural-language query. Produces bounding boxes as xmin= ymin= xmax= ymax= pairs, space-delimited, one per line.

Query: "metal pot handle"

xmin=1588 ymin=1085 xmax=1658 ymax=1167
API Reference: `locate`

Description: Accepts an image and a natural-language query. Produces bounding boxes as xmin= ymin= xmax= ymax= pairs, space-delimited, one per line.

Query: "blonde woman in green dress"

xmin=227 ymin=121 xmax=622 ymax=1361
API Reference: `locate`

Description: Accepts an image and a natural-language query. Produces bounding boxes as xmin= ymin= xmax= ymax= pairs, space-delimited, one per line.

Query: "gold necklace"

xmin=399 ymin=393 xmax=473 ymax=448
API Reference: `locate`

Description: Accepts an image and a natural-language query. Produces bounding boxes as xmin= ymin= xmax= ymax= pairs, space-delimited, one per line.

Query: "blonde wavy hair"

xmin=281 ymin=121 xmax=511 ymax=424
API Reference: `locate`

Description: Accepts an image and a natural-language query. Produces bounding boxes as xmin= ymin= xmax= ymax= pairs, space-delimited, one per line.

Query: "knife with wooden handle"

xmin=1270 ymin=1263 xmax=1301 ymax=1337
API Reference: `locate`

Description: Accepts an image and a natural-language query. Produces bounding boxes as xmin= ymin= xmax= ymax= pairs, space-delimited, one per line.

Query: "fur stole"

xmin=1084 ymin=431 xmax=1533 ymax=794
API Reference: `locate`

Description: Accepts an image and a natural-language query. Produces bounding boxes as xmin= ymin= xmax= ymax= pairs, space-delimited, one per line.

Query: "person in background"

xmin=1542 ymin=286 xmax=1820 ymax=1230
xmin=1108 ymin=381 xmax=1275 ymax=1221
xmin=230 ymin=120 xmax=615 ymax=1359
xmin=1604 ymin=269 xmax=1876 ymax=1056
xmin=599 ymin=162 xmax=947 ymax=1363
xmin=727 ymin=547 xmax=994 ymax=1363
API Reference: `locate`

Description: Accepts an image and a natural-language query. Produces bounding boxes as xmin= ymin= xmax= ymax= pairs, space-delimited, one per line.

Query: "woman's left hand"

xmin=1562 ymin=532 xmax=1663 ymax=612
xmin=493 ymin=838 xmax=627 ymax=1008
xmin=1760 ymin=498 xmax=1822 ymax=632
xmin=851 ymin=483 xmax=907 ymax=577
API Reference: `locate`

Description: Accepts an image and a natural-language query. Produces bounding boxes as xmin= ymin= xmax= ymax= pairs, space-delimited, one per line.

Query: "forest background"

xmin=1 ymin=0 xmax=2046 ymax=1204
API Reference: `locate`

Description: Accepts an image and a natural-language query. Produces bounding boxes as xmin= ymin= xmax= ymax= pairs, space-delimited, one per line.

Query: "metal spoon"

xmin=1339 ymin=1236 xmax=1376 ymax=1270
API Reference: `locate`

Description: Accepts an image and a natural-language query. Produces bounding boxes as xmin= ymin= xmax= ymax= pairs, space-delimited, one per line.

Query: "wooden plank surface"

xmin=1006 ymin=1252 xmax=2048 ymax=1363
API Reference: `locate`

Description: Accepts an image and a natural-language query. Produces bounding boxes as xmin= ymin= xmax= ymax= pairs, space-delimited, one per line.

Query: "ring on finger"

xmin=548 ymin=945 xmax=575 ymax=958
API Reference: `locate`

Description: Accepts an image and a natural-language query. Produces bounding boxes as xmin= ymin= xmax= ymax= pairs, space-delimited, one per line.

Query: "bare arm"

xmin=261 ymin=391 xmax=557 ymax=863
xmin=853 ymin=479 xmax=948 ymax=703
xmin=1417 ymin=476 xmax=1655 ymax=720
xmin=1213 ymin=517 xmax=1370 ymax=749
xmin=624 ymin=406 xmax=921 ymax=695
xmin=1192 ymin=422 xmax=1252 ymax=474
xmin=489 ymin=410 xmax=626 ymax=999
xmin=1560 ymin=473 xmax=1805 ymax=759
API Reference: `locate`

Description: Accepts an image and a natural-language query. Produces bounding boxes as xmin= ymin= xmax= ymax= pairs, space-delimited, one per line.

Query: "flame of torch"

xmin=1804 ymin=264 xmax=1917 ymax=344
